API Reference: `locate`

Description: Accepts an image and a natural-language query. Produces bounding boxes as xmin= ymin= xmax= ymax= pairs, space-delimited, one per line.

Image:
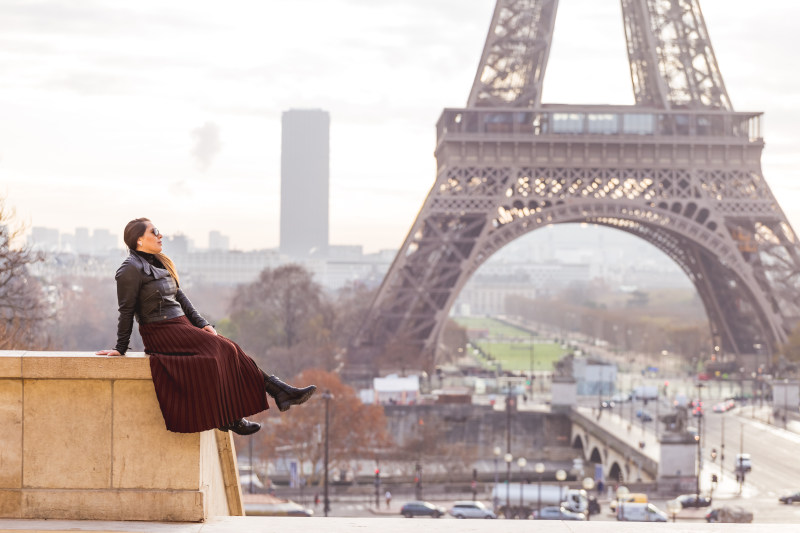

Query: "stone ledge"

xmin=0 ymin=352 xmax=243 ymax=522
xmin=0 ymin=351 xmax=151 ymax=380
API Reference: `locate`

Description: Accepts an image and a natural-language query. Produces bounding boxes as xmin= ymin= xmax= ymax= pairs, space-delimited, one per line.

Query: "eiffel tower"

xmin=352 ymin=0 xmax=800 ymax=374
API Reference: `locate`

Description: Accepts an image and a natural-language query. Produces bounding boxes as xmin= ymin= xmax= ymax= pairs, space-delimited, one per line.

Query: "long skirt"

xmin=140 ymin=315 xmax=268 ymax=433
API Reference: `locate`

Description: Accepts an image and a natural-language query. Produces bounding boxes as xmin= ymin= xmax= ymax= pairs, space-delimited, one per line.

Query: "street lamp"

xmin=321 ymin=390 xmax=334 ymax=517
xmin=555 ymin=469 xmax=567 ymax=508
xmin=517 ymin=457 xmax=527 ymax=518
xmin=534 ymin=462 xmax=545 ymax=518
xmin=695 ymin=382 xmax=704 ymax=498
xmin=582 ymin=477 xmax=595 ymax=520
xmin=504 ymin=453 xmax=513 ymax=517
xmin=493 ymin=446 xmax=501 ymax=510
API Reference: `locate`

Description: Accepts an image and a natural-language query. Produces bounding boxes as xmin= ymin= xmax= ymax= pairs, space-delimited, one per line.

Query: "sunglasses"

xmin=151 ymin=227 xmax=161 ymax=238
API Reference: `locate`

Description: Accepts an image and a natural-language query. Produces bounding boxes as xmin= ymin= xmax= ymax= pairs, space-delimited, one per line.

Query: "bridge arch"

xmin=589 ymin=447 xmax=602 ymax=464
xmin=572 ymin=434 xmax=585 ymax=457
xmin=608 ymin=462 xmax=624 ymax=483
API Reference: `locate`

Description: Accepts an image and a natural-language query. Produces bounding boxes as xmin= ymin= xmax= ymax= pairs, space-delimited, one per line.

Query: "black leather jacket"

xmin=114 ymin=251 xmax=209 ymax=354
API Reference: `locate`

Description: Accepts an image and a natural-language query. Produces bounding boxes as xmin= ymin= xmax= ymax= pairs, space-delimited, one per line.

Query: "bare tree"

xmin=238 ymin=368 xmax=390 ymax=487
xmin=225 ymin=264 xmax=336 ymax=375
xmin=0 ymin=198 xmax=49 ymax=349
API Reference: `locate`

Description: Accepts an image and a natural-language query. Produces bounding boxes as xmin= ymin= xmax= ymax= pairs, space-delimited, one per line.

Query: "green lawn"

xmin=455 ymin=316 xmax=567 ymax=371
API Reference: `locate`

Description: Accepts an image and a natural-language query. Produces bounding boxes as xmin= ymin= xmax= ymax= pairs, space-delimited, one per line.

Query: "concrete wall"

xmin=0 ymin=351 xmax=244 ymax=522
xmin=384 ymin=403 xmax=572 ymax=458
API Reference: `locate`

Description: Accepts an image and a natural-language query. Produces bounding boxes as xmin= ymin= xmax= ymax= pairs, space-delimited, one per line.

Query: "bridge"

xmin=570 ymin=407 xmax=659 ymax=484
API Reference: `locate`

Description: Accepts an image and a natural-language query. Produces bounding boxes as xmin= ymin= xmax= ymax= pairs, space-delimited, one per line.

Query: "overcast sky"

xmin=2 ymin=0 xmax=800 ymax=253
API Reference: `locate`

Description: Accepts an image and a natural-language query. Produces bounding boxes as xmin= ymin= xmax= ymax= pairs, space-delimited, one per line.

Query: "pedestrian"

xmin=96 ymin=218 xmax=317 ymax=434
xmin=385 ymin=490 xmax=392 ymax=508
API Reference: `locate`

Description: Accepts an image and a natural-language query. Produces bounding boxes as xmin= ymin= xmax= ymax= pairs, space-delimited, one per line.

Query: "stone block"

xmin=0 ymin=353 xmax=21 ymax=378
xmin=112 ymin=380 xmax=200 ymax=490
xmin=21 ymin=488 xmax=205 ymax=521
xmin=23 ymin=380 xmax=112 ymax=489
xmin=22 ymin=352 xmax=151 ymax=380
xmin=0 ymin=490 xmax=21 ymax=518
xmin=0 ymin=380 xmax=22 ymax=488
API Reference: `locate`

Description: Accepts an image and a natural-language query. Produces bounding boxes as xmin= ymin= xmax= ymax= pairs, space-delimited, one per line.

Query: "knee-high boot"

xmin=262 ymin=371 xmax=317 ymax=412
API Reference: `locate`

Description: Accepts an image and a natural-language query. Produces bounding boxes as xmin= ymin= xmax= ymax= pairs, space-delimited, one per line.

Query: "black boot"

xmin=263 ymin=373 xmax=317 ymax=412
xmin=219 ymin=418 xmax=261 ymax=436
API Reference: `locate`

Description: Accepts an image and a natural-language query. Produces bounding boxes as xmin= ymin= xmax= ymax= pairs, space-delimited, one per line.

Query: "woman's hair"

xmin=123 ymin=217 xmax=180 ymax=285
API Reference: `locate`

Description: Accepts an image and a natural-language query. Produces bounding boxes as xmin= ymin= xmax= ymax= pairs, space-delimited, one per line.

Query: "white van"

xmin=617 ymin=502 xmax=668 ymax=522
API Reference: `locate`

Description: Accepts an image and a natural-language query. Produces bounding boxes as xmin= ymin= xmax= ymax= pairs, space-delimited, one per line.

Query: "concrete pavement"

xmin=3 ymin=517 xmax=800 ymax=533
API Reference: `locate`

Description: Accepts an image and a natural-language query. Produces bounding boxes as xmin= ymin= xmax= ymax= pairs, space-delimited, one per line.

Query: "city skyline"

xmin=3 ymin=0 xmax=800 ymax=253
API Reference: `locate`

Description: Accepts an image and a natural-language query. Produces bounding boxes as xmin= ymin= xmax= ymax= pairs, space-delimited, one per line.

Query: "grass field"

xmin=455 ymin=316 xmax=567 ymax=371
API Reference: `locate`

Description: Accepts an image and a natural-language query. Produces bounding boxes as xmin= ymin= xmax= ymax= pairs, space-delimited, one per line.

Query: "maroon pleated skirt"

xmin=140 ymin=316 xmax=268 ymax=433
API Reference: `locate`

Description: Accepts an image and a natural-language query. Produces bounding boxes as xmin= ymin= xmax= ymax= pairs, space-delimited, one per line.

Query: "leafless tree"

xmin=0 ymin=198 xmax=49 ymax=349
xmin=225 ymin=264 xmax=336 ymax=375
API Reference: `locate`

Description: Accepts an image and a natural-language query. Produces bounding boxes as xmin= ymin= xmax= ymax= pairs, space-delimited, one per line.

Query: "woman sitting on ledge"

xmin=97 ymin=217 xmax=316 ymax=435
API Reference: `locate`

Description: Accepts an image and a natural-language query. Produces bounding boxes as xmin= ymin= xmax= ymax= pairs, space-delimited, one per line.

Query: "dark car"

xmin=779 ymin=491 xmax=800 ymax=504
xmin=400 ymin=501 xmax=446 ymax=518
xmin=635 ymin=410 xmax=653 ymax=422
xmin=676 ymin=494 xmax=712 ymax=508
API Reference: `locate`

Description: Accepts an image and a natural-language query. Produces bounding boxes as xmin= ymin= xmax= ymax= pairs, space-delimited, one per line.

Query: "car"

xmin=712 ymin=399 xmax=735 ymax=413
xmin=692 ymin=405 xmax=704 ymax=417
xmin=635 ymin=410 xmax=653 ymax=422
xmin=779 ymin=491 xmax=800 ymax=504
xmin=533 ymin=505 xmax=586 ymax=520
xmin=600 ymin=400 xmax=616 ymax=409
xmin=611 ymin=393 xmax=631 ymax=403
xmin=399 ymin=501 xmax=446 ymax=518
xmin=676 ymin=494 xmax=712 ymax=508
xmin=705 ymin=506 xmax=753 ymax=523
xmin=735 ymin=453 xmax=752 ymax=472
xmin=448 ymin=500 xmax=496 ymax=519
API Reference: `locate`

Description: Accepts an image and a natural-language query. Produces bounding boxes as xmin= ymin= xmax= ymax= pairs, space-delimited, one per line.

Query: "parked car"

xmin=600 ymin=400 xmax=616 ymax=409
xmin=611 ymin=393 xmax=631 ymax=403
xmin=533 ymin=505 xmax=586 ymax=520
xmin=676 ymin=494 xmax=712 ymax=508
xmin=448 ymin=500 xmax=496 ymax=519
xmin=399 ymin=501 xmax=446 ymax=518
xmin=705 ymin=506 xmax=753 ymax=523
xmin=779 ymin=491 xmax=800 ymax=504
xmin=635 ymin=410 xmax=653 ymax=422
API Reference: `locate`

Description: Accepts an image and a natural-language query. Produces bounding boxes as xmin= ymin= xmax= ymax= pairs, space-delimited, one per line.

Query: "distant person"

xmin=96 ymin=218 xmax=316 ymax=434
xmin=385 ymin=490 xmax=392 ymax=508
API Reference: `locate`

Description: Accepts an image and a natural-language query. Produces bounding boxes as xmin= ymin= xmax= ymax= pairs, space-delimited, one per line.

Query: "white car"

xmin=448 ymin=501 xmax=496 ymax=519
xmin=735 ymin=453 xmax=752 ymax=472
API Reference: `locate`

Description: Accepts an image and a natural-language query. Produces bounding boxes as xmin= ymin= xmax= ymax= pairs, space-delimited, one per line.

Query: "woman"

xmin=97 ymin=218 xmax=316 ymax=435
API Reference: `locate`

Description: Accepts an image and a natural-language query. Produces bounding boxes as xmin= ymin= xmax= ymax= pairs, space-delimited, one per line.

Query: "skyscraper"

xmin=280 ymin=109 xmax=329 ymax=258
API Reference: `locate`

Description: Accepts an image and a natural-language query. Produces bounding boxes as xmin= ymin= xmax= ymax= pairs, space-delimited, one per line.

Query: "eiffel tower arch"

xmin=351 ymin=0 xmax=800 ymax=373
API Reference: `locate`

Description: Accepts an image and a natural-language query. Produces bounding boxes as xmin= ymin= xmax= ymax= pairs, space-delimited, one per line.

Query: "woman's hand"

xmin=96 ymin=349 xmax=122 ymax=356
xmin=203 ymin=325 xmax=218 ymax=336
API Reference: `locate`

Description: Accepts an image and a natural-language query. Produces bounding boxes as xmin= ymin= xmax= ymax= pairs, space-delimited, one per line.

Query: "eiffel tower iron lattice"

xmin=351 ymin=0 xmax=800 ymax=373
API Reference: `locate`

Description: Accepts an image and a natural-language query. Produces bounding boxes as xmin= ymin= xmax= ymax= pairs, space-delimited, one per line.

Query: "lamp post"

xmin=321 ymin=390 xmax=333 ymax=517
xmin=517 ymin=457 xmax=527 ymax=518
xmin=555 ymin=469 xmax=567 ymax=508
xmin=534 ymin=462 xmax=545 ymax=519
xmin=504 ymin=453 xmax=513 ymax=517
xmin=493 ymin=446 xmax=501 ymax=510
xmin=696 ymin=382 xmax=704 ymax=497
xmin=582 ymin=477 xmax=595 ymax=520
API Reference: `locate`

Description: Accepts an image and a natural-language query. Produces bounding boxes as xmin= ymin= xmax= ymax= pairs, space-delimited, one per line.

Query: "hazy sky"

xmin=3 ymin=0 xmax=800 ymax=253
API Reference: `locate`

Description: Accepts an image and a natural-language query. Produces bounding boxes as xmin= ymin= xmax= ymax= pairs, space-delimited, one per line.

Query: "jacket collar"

xmin=127 ymin=251 xmax=169 ymax=280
